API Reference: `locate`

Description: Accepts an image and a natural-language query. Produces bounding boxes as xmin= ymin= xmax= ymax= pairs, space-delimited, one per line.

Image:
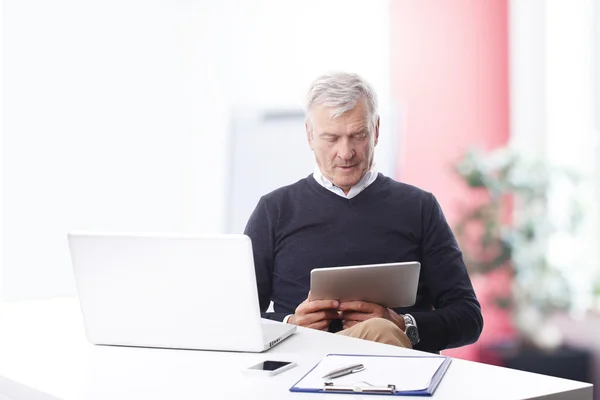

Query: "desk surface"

xmin=0 ymin=299 xmax=593 ymax=400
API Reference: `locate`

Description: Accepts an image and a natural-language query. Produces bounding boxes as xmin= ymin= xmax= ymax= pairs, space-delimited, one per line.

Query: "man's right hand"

xmin=288 ymin=293 xmax=339 ymax=331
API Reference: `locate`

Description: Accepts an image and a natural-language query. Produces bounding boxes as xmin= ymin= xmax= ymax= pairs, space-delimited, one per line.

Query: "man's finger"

xmin=340 ymin=311 xmax=371 ymax=322
xmin=301 ymin=309 xmax=339 ymax=325
xmin=296 ymin=300 xmax=335 ymax=316
xmin=304 ymin=299 xmax=339 ymax=313
xmin=319 ymin=309 xmax=340 ymax=320
xmin=307 ymin=320 xmax=330 ymax=331
xmin=338 ymin=301 xmax=379 ymax=313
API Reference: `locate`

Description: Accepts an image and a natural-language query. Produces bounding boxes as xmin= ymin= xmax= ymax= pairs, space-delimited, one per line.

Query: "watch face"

xmin=406 ymin=325 xmax=420 ymax=345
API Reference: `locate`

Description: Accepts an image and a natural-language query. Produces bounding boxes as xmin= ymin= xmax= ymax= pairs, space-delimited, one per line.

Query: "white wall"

xmin=509 ymin=0 xmax=600 ymax=312
xmin=1 ymin=0 xmax=392 ymax=300
xmin=0 ymin=0 xmax=4 ymax=300
xmin=508 ymin=0 xmax=547 ymax=154
xmin=544 ymin=0 xmax=599 ymax=312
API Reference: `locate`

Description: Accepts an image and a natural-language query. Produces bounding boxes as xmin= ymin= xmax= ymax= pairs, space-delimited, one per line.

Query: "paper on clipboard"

xmin=293 ymin=354 xmax=446 ymax=392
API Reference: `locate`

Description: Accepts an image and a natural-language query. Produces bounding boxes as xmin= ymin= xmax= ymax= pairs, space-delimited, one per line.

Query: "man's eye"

xmin=325 ymin=136 xmax=337 ymax=142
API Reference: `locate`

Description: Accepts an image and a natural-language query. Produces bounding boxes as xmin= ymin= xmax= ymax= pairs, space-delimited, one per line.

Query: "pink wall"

xmin=390 ymin=1 xmax=511 ymax=360
xmin=392 ymin=0 xmax=510 ymax=225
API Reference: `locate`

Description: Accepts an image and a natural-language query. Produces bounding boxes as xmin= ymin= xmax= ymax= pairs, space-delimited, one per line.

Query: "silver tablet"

xmin=310 ymin=261 xmax=421 ymax=308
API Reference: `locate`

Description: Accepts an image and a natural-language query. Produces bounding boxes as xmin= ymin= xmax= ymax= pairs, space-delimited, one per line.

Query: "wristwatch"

xmin=402 ymin=314 xmax=420 ymax=346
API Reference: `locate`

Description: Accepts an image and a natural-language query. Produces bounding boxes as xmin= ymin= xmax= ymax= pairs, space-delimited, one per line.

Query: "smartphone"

xmin=245 ymin=360 xmax=297 ymax=376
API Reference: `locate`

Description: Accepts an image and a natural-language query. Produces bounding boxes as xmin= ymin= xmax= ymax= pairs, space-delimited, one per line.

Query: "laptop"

xmin=67 ymin=232 xmax=296 ymax=352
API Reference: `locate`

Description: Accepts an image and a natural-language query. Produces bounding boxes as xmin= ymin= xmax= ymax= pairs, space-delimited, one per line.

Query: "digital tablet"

xmin=310 ymin=261 xmax=421 ymax=308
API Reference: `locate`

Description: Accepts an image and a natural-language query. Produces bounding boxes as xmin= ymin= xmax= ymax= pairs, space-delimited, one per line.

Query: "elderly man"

xmin=244 ymin=72 xmax=483 ymax=353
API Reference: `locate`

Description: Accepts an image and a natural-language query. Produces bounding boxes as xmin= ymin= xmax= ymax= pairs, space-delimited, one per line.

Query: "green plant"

xmin=453 ymin=147 xmax=583 ymax=348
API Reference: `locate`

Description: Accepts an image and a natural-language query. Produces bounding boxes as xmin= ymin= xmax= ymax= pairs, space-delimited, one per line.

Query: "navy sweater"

xmin=244 ymin=173 xmax=483 ymax=353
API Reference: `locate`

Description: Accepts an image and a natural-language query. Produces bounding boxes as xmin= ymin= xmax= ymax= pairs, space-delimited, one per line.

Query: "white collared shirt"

xmin=312 ymin=164 xmax=378 ymax=199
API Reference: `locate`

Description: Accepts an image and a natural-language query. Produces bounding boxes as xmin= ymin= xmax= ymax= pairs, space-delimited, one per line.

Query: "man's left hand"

xmin=338 ymin=301 xmax=406 ymax=330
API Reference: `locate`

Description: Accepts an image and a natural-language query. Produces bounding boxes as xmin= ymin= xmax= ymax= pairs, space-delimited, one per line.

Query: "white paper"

xmin=294 ymin=355 xmax=446 ymax=392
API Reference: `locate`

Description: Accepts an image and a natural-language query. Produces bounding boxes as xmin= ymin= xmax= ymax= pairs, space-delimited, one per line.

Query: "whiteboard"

xmin=225 ymin=110 xmax=315 ymax=233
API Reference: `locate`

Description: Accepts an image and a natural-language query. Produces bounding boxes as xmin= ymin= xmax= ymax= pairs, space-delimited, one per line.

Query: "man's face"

xmin=306 ymin=101 xmax=379 ymax=194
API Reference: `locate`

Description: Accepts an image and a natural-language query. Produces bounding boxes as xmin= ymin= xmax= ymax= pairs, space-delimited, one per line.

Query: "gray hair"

xmin=305 ymin=72 xmax=378 ymax=132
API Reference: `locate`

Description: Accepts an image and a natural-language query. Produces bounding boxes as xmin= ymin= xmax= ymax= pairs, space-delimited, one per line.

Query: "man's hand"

xmin=288 ymin=293 xmax=339 ymax=331
xmin=339 ymin=301 xmax=405 ymax=330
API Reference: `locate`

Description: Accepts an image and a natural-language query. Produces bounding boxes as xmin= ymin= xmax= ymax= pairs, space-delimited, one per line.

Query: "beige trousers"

xmin=336 ymin=318 xmax=412 ymax=348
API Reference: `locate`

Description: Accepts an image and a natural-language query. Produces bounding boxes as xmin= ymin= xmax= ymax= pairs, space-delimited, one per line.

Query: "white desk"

xmin=0 ymin=299 xmax=593 ymax=400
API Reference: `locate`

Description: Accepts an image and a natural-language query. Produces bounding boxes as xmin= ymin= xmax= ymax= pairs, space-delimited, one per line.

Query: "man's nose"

xmin=337 ymin=139 xmax=355 ymax=161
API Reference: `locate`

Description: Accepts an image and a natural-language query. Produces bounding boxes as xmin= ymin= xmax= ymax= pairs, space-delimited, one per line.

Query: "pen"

xmin=322 ymin=363 xmax=365 ymax=379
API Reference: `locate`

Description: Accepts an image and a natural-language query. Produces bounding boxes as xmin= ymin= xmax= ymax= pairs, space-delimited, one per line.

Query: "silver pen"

xmin=322 ymin=363 xmax=366 ymax=379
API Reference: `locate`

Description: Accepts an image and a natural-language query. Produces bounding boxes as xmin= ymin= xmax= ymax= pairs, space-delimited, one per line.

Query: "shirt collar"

xmin=313 ymin=162 xmax=378 ymax=197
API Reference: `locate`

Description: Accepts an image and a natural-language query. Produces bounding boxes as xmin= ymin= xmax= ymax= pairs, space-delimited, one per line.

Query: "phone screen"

xmin=250 ymin=361 xmax=292 ymax=371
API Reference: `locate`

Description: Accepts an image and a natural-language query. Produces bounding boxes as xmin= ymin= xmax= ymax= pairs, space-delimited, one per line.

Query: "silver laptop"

xmin=67 ymin=232 xmax=296 ymax=352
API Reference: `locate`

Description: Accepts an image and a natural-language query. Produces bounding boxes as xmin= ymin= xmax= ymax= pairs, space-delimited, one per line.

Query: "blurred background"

xmin=1 ymin=0 xmax=599 ymax=392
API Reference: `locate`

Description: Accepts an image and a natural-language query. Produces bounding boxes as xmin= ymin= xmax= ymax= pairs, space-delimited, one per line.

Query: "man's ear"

xmin=306 ymin=122 xmax=313 ymax=151
xmin=374 ymin=116 xmax=380 ymax=147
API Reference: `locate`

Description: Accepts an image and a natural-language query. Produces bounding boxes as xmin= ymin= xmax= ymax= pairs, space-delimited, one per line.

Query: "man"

xmin=244 ymin=72 xmax=483 ymax=353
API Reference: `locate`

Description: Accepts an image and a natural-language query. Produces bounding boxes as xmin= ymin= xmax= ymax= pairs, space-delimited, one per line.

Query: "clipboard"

xmin=290 ymin=354 xmax=452 ymax=396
